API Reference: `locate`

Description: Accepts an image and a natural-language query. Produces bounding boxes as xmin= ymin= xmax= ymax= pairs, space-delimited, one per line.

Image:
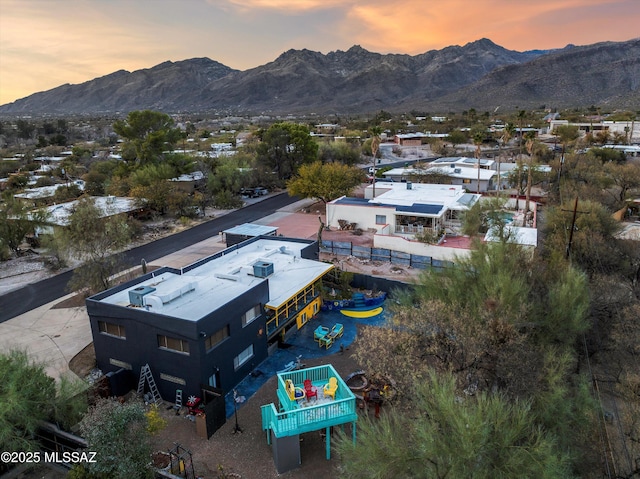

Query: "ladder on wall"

xmin=137 ymin=363 xmax=161 ymax=405
xmin=175 ymin=389 xmax=183 ymax=411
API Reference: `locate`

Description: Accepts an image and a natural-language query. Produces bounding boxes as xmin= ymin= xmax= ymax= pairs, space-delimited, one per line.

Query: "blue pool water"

xmin=224 ymin=307 xmax=389 ymax=418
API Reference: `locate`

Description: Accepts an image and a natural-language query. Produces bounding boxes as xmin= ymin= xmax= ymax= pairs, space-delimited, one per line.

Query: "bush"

xmin=212 ymin=190 xmax=243 ymax=209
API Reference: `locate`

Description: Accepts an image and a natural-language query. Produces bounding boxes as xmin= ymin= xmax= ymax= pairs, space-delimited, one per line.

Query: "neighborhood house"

xmin=326 ymin=182 xmax=481 ymax=236
xmin=86 ymin=236 xmax=333 ymax=401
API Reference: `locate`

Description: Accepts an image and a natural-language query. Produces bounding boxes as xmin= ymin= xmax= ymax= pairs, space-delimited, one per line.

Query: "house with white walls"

xmin=326 ymin=182 xmax=480 ymax=236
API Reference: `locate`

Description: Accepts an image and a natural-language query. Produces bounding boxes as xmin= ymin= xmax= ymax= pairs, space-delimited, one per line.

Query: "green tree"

xmin=287 ymin=161 xmax=365 ymax=204
xmin=447 ymin=130 xmax=468 ymax=151
xmin=0 ymin=197 xmax=48 ymax=255
xmin=335 ymin=372 xmax=572 ymax=479
xmin=78 ymin=399 xmax=153 ymax=479
xmin=207 ymin=157 xmax=245 ymax=196
xmin=0 ymin=351 xmax=86 ymax=453
xmin=256 ymin=122 xmax=318 ymax=180
xmin=461 ymin=196 xmax=510 ymax=236
xmin=0 ymin=350 xmax=56 ymax=452
xmin=317 ymin=142 xmax=361 ymax=165
xmin=56 ymin=197 xmax=134 ymax=294
xmin=113 ymin=110 xmax=182 ymax=164
xmin=602 ymin=161 xmax=640 ymax=205
xmin=543 ymin=199 xmax=622 ymax=275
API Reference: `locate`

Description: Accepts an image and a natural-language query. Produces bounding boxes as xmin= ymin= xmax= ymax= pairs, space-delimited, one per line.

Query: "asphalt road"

xmin=0 ymin=192 xmax=299 ymax=323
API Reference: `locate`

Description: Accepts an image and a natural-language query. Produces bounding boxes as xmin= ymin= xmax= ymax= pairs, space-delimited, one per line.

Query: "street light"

xmin=232 ymin=389 xmax=245 ymax=434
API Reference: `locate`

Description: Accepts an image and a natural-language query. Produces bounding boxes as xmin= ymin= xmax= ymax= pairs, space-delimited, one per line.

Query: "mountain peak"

xmin=0 ymin=38 xmax=636 ymax=114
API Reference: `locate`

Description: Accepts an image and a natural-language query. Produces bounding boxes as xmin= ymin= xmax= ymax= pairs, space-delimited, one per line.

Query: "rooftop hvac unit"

xmin=129 ymin=286 xmax=156 ymax=306
xmin=406 ymin=182 xmax=412 ymax=190
xmin=253 ymin=261 xmax=274 ymax=278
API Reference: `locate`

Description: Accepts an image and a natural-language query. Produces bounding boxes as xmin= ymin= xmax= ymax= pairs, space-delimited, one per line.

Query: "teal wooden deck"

xmin=261 ymin=364 xmax=357 ymax=459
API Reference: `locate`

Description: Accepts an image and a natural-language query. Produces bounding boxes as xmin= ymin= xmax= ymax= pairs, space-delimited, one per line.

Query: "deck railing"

xmin=261 ymin=364 xmax=357 ymax=438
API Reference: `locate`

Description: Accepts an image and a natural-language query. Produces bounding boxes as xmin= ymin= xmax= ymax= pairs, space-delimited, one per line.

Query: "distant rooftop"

xmin=14 ymin=180 xmax=85 ymax=200
xmin=169 ymin=171 xmax=205 ymax=182
xmin=484 ymin=226 xmax=538 ymax=247
xmin=224 ymin=223 xmax=278 ymax=237
xmin=336 ymin=182 xmax=480 ymax=214
xmin=97 ymin=238 xmax=332 ymax=321
xmin=36 ymin=196 xmax=138 ymax=226
xmin=431 ymin=156 xmax=495 ymax=167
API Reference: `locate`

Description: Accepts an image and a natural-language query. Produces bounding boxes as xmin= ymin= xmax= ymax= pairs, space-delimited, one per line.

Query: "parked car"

xmin=240 ymin=187 xmax=268 ymax=198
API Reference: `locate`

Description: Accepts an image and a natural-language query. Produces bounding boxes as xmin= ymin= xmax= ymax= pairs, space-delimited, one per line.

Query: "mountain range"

xmin=1 ymin=38 xmax=638 ymax=115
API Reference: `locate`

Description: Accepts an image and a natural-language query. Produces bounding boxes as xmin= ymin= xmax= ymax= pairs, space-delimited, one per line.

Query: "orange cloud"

xmin=347 ymin=0 xmax=638 ymax=53
xmin=215 ymin=0 xmax=347 ymax=13
xmin=1 ymin=0 xmax=638 ymax=105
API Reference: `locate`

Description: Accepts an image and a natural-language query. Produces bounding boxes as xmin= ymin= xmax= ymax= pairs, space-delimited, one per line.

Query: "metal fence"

xmin=321 ymin=240 xmax=454 ymax=271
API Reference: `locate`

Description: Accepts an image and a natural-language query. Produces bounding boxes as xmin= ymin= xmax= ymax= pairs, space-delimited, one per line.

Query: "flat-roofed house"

xmin=326 ymin=182 xmax=480 ymax=236
xmin=86 ymin=237 xmax=333 ymax=401
xmin=382 ymin=160 xmax=496 ymax=193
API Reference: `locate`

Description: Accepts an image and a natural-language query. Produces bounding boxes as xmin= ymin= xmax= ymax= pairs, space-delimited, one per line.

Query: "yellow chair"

xmin=323 ymin=377 xmax=338 ymax=400
xmin=285 ymin=379 xmax=305 ymax=401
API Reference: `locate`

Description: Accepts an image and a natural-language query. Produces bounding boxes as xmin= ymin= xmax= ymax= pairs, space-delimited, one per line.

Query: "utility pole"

xmin=565 ymin=197 xmax=579 ymax=259
xmin=564 ymin=197 xmax=588 ymax=260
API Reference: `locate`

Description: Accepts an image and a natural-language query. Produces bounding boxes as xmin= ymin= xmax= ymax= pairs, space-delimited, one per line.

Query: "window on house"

xmin=208 ymin=371 xmax=219 ymax=388
xmin=375 ymin=215 xmax=387 ymax=225
xmin=233 ymin=344 xmax=254 ymax=370
xmin=206 ymin=325 xmax=230 ymax=351
xmin=242 ymin=305 xmax=261 ymax=327
xmin=98 ymin=321 xmax=126 ymax=338
xmin=462 ymin=179 xmax=472 ymax=184
xmin=157 ymin=335 xmax=190 ymax=355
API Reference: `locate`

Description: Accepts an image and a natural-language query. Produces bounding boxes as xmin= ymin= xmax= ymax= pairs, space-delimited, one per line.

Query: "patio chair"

xmin=314 ymin=325 xmax=330 ymax=345
xmin=328 ymin=323 xmax=343 ymax=340
xmin=323 ymin=377 xmax=338 ymax=400
xmin=285 ymin=379 xmax=305 ymax=402
xmin=303 ymin=379 xmax=318 ymax=402
xmin=319 ymin=335 xmax=334 ymax=349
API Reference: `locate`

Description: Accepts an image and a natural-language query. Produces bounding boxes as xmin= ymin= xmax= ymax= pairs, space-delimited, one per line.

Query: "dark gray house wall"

xmin=85 ymin=236 xmax=318 ymax=401
xmin=87 ymin=280 xmax=270 ymax=400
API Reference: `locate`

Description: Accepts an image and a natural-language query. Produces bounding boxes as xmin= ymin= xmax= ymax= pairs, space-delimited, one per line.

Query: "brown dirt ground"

xmin=61 ymin=336 xmax=373 ymax=479
xmin=147 ymin=346 xmax=369 ymax=479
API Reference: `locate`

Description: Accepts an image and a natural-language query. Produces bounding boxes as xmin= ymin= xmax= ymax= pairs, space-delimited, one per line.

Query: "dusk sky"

xmin=1 ymin=0 xmax=638 ymax=106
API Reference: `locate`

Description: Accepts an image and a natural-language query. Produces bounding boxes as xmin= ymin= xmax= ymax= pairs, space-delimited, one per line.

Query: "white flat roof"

xmin=170 ymin=171 xmax=205 ymax=182
xmin=224 ymin=223 xmax=278 ymax=236
xmin=14 ymin=181 xmax=85 ymax=200
xmin=98 ymin=238 xmax=332 ymax=321
xmin=427 ymin=166 xmax=495 ymax=181
xmin=37 ymin=196 xmax=138 ymax=226
xmin=485 ymin=226 xmax=538 ymax=247
xmin=364 ymin=182 xmax=480 ymax=209
xmin=431 ymin=156 xmax=495 ymax=167
xmin=382 ymin=166 xmax=495 ymax=181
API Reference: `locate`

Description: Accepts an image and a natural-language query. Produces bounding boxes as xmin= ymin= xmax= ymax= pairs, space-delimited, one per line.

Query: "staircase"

xmin=351 ymin=293 xmax=366 ymax=309
xmin=137 ymin=363 xmax=162 ymax=405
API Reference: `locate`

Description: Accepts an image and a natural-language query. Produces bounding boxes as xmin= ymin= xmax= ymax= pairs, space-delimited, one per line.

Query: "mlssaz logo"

xmin=45 ymin=451 xmax=98 ymax=463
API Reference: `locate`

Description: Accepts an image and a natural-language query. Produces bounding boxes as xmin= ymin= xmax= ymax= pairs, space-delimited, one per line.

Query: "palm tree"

xmin=515 ymin=110 xmax=527 ymax=210
xmin=524 ymin=131 xmax=538 ymax=222
xmin=369 ymin=126 xmax=383 ymax=198
xmin=473 ymin=132 xmax=484 ymax=194
xmin=498 ymin=123 xmax=515 ymax=192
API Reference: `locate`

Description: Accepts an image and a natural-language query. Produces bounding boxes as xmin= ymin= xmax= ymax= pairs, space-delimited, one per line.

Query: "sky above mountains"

xmin=1 ymin=0 xmax=638 ymax=106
